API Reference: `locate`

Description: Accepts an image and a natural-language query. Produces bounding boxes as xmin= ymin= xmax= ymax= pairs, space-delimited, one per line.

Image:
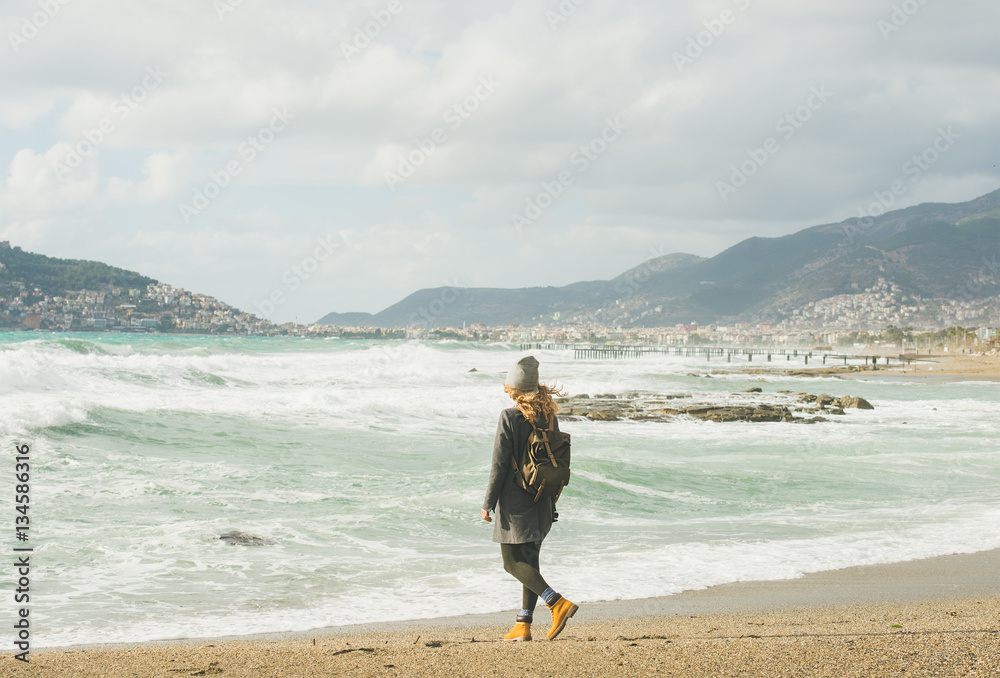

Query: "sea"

xmin=1 ymin=332 xmax=999 ymax=648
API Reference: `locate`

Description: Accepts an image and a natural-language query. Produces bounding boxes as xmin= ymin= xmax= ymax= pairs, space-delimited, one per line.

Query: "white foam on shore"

xmin=34 ymin=503 xmax=1000 ymax=648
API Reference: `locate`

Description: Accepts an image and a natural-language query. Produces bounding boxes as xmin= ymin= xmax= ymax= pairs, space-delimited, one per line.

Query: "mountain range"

xmin=4 ymin=188 xmax=998 ymax=331
xmin=317 ymin=188 xmax=1000 ymax=328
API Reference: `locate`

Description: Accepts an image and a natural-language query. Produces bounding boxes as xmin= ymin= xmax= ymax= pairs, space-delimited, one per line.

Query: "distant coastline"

xmin=3 ymin=229 xmax=998 ymax=345
xmin=1 ymin=326 xmax=996 ymax=357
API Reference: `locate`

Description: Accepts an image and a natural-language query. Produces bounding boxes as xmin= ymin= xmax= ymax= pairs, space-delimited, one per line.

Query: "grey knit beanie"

xmin=504 ymin=355 xmax=539 ymax=393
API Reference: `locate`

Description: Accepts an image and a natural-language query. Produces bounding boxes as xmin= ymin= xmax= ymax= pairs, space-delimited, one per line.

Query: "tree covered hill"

xmin=0 ymin=244 xmax=155 ymax=296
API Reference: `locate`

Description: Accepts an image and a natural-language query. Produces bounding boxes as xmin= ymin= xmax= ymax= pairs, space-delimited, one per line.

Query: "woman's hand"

xmin=481 ymin=509 xmax=492 ymax=522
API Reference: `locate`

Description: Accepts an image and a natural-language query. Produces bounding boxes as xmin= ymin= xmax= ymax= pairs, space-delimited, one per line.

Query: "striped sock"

xmin=519 ymin=609 xmax=533 ymax=622
xmin=541 ymin=587 xmax=560 ymax=605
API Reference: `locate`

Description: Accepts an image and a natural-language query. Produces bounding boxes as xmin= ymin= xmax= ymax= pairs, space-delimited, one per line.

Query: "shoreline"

xmin=718 ymin=353 xmax=1000 ymax=383
xmin=8 ymin=549 xmax=999 ymax=676
xmin=55 ymin=548 xmax=1000 ymax=647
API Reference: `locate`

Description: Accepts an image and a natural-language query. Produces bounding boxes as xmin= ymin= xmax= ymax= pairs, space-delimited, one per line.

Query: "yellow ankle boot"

xmin=545 ymin=596 xmax=578 ymax=640
xmin=503 ymin=620 xmax=532 ymax=642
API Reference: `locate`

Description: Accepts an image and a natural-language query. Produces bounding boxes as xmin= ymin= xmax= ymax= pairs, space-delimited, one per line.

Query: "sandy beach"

xmin=721 ymin=352 xmax=1000 ymax=382
xmin=863 ymin=353 xmax=1000 ymax=382
xmin=5 ymin=550 xmax=998 ymax=677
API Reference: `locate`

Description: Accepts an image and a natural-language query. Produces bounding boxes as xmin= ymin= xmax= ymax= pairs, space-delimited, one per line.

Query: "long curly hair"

xmin=504 ymin=383 xmax=566 ymax=425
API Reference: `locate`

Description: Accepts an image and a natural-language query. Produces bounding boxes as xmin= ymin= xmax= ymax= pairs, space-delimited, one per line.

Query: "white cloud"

xmin=1 ymin=144 xmax=191 ymax=217
xmin=107 ymin=151 xmax=193 ymax=203
xmin=0 ymin=96 xmax=53 ymax=129
xmin=1 ymin=0 xmax=998 ymax=322
xmin=0 ymin=145 xmax=100 ymax=214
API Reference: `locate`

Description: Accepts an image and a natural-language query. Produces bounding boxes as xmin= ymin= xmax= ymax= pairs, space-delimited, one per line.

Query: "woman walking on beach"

xmin=482 ymin=356 xmax=578 ymax=642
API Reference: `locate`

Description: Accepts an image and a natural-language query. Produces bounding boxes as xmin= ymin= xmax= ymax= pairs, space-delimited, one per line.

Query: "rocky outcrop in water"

xmin=556 ymin=389 xmax=873 ymax=424
xmin=836 ymin=395 xmax=875 ymax=409
xmin=796 ymin=393 xmax=874 ymax=412
xmin=218 ymin=531 xmax=275 ymax=546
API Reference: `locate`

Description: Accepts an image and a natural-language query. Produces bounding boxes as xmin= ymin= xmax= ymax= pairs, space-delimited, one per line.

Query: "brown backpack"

xmin=511 ymin=419 xmax=571 ymax=502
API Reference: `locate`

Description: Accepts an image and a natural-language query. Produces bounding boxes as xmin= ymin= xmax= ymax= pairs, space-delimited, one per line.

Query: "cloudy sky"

xmin=1 ymin=0 xmax=997 ymax=323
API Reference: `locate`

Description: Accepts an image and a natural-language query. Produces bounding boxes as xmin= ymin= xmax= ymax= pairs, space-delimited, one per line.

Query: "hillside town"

xmin=0 ymin=276 xmax=996 ymax=352
xmin=1 ymin=240 xmax=997 ymax=349
xmin=0 ymin=278 xmax=279 ymax=335
xmin=779 ymin=278 xmax=999 ymax=331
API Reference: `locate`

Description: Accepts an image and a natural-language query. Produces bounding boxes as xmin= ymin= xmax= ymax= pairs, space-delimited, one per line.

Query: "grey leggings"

xmin=500 ymin=542 xmax=549 ymax=612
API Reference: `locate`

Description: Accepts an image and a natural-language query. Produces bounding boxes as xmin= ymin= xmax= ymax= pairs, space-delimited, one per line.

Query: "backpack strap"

xmin=511 ymin=413 xmax=536 ymax=475
xmin=528 ymin=417 xmax=559 ymax=468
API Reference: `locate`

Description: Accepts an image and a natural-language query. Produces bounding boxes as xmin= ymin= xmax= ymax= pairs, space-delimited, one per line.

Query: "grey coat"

xmin=482 ymin=407 xmax=559 ymax=544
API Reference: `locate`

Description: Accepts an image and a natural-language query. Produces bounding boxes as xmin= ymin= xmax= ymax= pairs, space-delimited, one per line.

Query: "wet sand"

xmin=857 ymin=353 xmax=1000 ymax=382
xmin=6 ymin=550 xmax=999 ymax=677
xmin=723 ymin=353 xmax=1000 ymax=382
